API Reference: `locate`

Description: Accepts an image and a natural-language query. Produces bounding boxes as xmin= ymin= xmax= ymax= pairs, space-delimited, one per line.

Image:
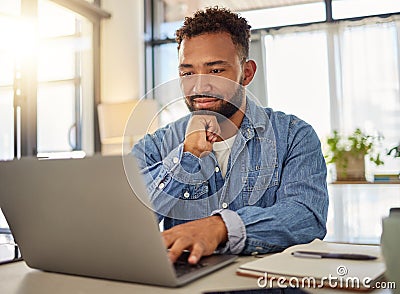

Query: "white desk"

xmin=1 ymin=184 xmax=398 ymax=293
xmin=0 ymin=257 xmax=391 ymax=294
xmin=2 ymin=257 xmax=255 ymax=294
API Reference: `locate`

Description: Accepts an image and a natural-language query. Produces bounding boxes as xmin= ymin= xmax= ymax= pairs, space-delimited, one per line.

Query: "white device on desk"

xmin=0 ymin=155 xmax=237 ymax=287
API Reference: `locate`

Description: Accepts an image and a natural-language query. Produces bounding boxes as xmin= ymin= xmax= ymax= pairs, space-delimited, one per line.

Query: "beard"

xmin=184 ymin=79 xmax=245 ymax=122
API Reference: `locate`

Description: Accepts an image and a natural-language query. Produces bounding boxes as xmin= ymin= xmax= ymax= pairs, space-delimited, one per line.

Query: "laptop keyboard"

xmin=173 ymin=251 xmax=207 ymax=277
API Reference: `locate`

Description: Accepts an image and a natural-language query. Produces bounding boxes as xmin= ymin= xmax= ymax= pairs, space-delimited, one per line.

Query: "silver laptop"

xmin=0 ymin=155 xmax=237 ymax=287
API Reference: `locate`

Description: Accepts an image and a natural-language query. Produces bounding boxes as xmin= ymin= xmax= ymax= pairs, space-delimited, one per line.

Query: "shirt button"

xmin=158 ymin=183 xmax=165 ymax=189
xmin=222 ymin=202 xmax=228 ymax=209
xmin=173 ymin=157 xmax=179 ymax=164
xmin=183 ymin=191 xmax=190 ymax=198
xmin=215 ymin=166 xmax=220 ymax=173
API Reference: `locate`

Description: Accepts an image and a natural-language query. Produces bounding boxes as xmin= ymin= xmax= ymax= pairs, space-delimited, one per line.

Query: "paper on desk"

xmin=237 ymin=239 xmax=385 ymax=289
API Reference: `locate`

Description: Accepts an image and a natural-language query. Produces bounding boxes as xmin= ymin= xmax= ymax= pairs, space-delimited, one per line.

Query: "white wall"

xmin=101 ymin=0 xmax=144 ymax=103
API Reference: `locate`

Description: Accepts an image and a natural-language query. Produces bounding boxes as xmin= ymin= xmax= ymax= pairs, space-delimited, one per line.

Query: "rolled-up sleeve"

xmin=211 ymin=209 xmax=246 ymax=254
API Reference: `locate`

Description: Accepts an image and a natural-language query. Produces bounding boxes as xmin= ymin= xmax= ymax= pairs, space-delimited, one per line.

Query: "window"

xmin=241 ymin=2 xmax=326 ymax=29
xmin=264 ymin=19 xmax=400 ymax=175
xmin=339 ymin=20 xmax=400 ymax=174
xmin=146 ymin=0 xmax=400 ymax=175
xmin=0 ymin=1 xmax=20 ymax=161
xmin=332 ymin=0 xmax=400 ymax=20
xmin=153 ymin=43 xmax=179 ymax=86
xmin=264 ymin=29 xmax=331 ymax=138
xmin=36 ymin=0 xmax=93 ymax=154
xmin=0 ymin=0 xmax=20 ymax=241
xmin=0 ymin=0 xmax=109 ymax=160
xmin=148 ymin=0 xmax=328 ymax=88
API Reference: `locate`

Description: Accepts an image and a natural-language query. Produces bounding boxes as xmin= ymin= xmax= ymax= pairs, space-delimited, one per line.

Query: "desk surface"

xmin=1 ymin=184 xmax=398 ymax=293
xmin=0 ymin=257 xmax=391 ymax=294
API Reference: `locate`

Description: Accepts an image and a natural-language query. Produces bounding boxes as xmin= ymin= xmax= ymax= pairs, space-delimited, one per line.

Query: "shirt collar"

xmin=239 ymin=97 xmax=268 ymax=137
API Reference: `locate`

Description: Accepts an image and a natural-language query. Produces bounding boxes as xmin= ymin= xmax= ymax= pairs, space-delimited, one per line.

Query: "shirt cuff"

xmin=211 ymin=209 xmax=246 ymax=254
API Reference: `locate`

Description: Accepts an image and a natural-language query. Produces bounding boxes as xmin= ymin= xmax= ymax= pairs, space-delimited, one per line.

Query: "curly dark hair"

xmin=175 ymin=7 xmax=251 ymax=60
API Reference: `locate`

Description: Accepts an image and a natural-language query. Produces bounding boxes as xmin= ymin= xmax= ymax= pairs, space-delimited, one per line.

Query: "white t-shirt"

xmin=212 ymin=134 xmax=237 ymax=178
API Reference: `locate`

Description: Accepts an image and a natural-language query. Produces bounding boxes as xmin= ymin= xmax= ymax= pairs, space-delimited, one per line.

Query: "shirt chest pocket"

xmin=242 ymin=175 xmax=271 ymax=191
xmin=242 ymin=169 xmax=278 ymax=192
xmin=179 ymin=183 xmax=209 ymax=200
xmin=241 ymin=168 xmax=279 ymax=205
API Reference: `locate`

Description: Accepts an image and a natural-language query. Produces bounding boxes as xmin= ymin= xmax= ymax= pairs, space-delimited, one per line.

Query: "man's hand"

xmin=184 ymin=115 xmax=221 ymax=157
xmin=162 ymin=216 xmax=228 ymax=264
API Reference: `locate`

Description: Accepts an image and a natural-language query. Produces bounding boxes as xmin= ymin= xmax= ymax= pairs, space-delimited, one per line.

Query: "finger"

xmin=204 ymin=117 xmax=220 ymax=135
xmin=186 ymin=118 xmax=208 ymax=136
xmin=168 ymin=237 xmax=192 ymax=263
xmin=188 ymin=242 xmax=206 ymax=264
xmin=168 ymin=250 xmax=181 ymax=264
xmin=206 ymin=131 xmax=216 ymax=142
xmin=161 ymin=231 xmax=174 ymax=248
xmin=206 ymin=128 xmax=220 ymax=139
xmin=186 ymin=128 xmax=206 ymax=138
xmin=206 ymin=125 xmax=220 ymax=137
xmin=210 ymin=118 xmax=222 ymax=135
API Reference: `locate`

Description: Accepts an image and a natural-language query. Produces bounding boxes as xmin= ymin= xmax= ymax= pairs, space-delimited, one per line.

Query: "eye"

xmin=210 ymin=69 xmax=224 ymax=74
xmin=180 ymin=71 xmax=193 ymax=77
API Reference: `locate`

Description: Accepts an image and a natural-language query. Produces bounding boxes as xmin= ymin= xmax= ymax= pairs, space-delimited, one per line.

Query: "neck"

xmin=216 ymin=98 xmax=246 ymax=141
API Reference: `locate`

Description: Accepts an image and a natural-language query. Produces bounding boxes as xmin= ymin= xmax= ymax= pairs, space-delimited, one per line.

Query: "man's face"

xmin=178 ymin=32 xmax=246 ymax=119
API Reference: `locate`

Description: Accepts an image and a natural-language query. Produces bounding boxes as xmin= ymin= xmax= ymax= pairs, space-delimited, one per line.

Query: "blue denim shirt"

xmin=132 ymin=98 xmax=328 ymax=255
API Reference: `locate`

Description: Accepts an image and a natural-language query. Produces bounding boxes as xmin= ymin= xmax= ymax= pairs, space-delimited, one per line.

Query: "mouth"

xmin=192 ymin=97 xmax=220 ymax=108
xmin=189 ymin=94 xmax=223 ymax=109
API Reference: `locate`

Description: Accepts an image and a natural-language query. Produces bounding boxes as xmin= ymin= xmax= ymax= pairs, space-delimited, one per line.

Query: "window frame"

xmin=13 ymin=0 xmax=110 ymax=158
xmin=144 ymin=0 xmax=400 ymax=174
xmin=144 ymin=0 xmax=400 ymax=91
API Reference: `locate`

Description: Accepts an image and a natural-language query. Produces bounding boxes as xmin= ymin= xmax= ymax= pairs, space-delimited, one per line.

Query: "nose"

xmin=193 ymin=74 xmax=213 ymax=94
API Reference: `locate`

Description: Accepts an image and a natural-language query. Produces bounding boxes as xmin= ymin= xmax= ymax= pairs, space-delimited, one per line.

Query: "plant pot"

xmin=335 ymin=151 xmax=366 ymax=181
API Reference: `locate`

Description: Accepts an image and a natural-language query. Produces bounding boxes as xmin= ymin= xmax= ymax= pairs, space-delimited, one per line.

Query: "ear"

xmin=242 ymin=60 xmax=257 ymax=86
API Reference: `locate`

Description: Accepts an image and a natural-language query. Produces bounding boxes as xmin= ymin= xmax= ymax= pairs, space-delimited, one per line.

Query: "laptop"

xmin=0 ymin=155 xmax=237 ymax=287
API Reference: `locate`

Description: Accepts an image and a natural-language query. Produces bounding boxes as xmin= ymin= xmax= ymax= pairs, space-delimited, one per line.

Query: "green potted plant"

xmin=387 ymin=143 xmax=400 ymax=181
xmin=325 ymin=128 xmax=384 ymax=181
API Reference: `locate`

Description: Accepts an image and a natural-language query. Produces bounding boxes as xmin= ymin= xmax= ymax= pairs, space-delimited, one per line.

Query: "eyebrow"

xmin=179 ymin=60 xmax=231 ymax=69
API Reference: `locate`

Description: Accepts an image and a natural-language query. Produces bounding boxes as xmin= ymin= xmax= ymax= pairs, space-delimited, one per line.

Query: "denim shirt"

xmin=132 ymin=98 xmax=328 ymax=255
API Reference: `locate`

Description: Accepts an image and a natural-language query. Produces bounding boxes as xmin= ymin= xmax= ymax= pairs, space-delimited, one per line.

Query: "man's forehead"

xmin=179 ymin=32 xmax=234 ymax=48
xmin=178 ymin=33 xmax=239 ymax=63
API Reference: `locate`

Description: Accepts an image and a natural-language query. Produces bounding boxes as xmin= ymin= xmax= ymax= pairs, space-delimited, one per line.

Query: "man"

xmin=132 ymin=7 xmax=328 ymax=265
